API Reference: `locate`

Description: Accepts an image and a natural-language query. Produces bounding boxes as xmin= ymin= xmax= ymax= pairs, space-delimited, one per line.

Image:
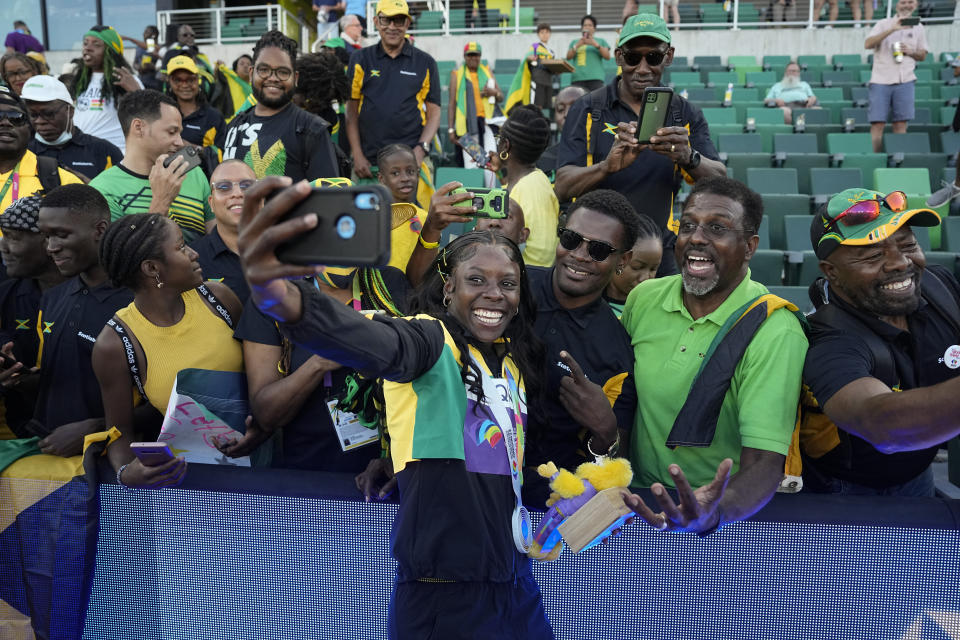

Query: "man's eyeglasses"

xmin=377 ymin=14 xmax=409 ymax=27
xmin=557 ymin=228 xmax=620 ymax=262
xmin=254 ymin=64 xmax=293 ymax=81
xmin=677 ymin=221 xmax=754 ymax=240
xmin=619 ymin=48 xmax=668 ymax=68
xmin=212 ymin=180 xmax=255 ymax=193
xmin=27 ymin=103 xmax=67 ymax=122
xmin=0 ymin=110 xmax=29 ymax=126
xmin=824 ymin=191 xmax=908 ymax=231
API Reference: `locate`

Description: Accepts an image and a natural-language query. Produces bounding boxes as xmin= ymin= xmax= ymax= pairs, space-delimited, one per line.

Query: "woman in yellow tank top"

xmin=92 ymin=213 xmax=244 ymax=489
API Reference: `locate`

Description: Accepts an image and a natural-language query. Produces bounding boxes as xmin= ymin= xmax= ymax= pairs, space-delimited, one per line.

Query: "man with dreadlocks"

xmin=222 ymin=31 xmax=339 ymax=181
xmin=69 ymin=25 xmax=142 ymax=152
xmin=294 ymin=49 xmax=350 ymax=161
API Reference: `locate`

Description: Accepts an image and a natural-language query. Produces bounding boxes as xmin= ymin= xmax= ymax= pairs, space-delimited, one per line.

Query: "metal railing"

xmin=156 ymin=5 xmax=312 ymax=50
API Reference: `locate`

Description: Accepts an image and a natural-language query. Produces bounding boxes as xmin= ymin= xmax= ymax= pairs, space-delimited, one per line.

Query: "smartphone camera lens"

xmin=491 ymin=196 xmax=501 ymax=211
xmin=473 ymin=197 xmax=484 ymax=208
xmin=646 ymin=93 xmax=657 ymax=103
xmin=335 ymin=215 xmax=357 ymax=239
xmin=354 ymin=193 xmax=379 ymax=210
xmin=185 ymin=146 xmax=197 ymax=156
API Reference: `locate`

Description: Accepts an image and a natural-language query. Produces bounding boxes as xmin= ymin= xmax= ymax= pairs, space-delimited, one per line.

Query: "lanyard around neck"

xmin=0 ymin=160 xmax=22 ymax=205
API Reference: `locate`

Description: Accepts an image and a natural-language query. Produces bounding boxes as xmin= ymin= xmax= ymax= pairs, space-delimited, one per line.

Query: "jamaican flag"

xmin=209 ymin=64 xmax=253 ymax=124
xmin=453 ymin=63 xmax=495 ymax=137
xmin=0 ymin=430 xmax=119 ymax=639
xmin=504 ymin=42 xmax=554 ymax=115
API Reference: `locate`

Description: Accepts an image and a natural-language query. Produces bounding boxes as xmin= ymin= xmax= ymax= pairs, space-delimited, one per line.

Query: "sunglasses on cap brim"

xmin=824 ymin=191 xmax=908 ymax=232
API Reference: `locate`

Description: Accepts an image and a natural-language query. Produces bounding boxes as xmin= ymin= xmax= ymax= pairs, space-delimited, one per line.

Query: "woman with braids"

xmin=488 ymin=104 xmax=558 ymax=268
xmin=239 ymin=176 xmax=554 ymax=639
xmin=69 ymin=25 xmax=142 ymax=152
xmin=603 ymin=211 xmax=662 ymax=318
xmin=0 ymin=52 xmax=42 ymax=96
xmin=92 ymin=214 xmax=243 ymax=489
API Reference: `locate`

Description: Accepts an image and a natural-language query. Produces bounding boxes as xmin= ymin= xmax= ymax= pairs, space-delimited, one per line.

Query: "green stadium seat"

xmin=707 ymin=71 xmax=740 ymax=87
xmin=755 ymin=125 xmax=793 ymax=154
xmin=436 ymin=167 xmax=485 ymax=188
xmin=800 ymin=70 xmax=822 ymax=85
xmin=495 ymin=58 xmax=521 ymax=74
xmin=940 ymin=131 xmax=960 ymax=158
xmin=415 ymin=11 xmax=444 ymax=30
xmin=728 ymin=55 xmax=758 ymax=68
xmin=798 ymin=55 xmax=828 ymax=68
xmin=810 ymin=167 xmax=863 ymax=204
xmin=758 ymin=215 xmax=771 ymax=250
xmin=717 ymin=133 xmax=763 ymax=153
xmin=832 ymin=54 xmax=863 ymax=68
xmin=762 ymin=55 xmax=791 ymax=70
xmin=725 ymin=153 xmax=773 ymax=182
xmin=840 ymin=108 xmax=869 ymax=125
xmin=774 ymin=133 xmax=818 ymax=154
xmin=668 ymin=71 xmax=706 ymax=88
xmin=782 ymin=155 xmax=830 ymax=195
xmin=747 ymin=167 xmax=799 ymax=193
xmin=745 ymin=108 xmax=785 ymax=126
xmin=762 ymin=195 xmax=811 ymax=250
xmin=783 ymin=215 xmax=813 ymax=253
xmin=751 ymin=250 xmax=786 ymax=286
xmin=695 ymin=56 xmax=723 ymax=66
xmin=685 ymin=87 xmax=720 ymax=103
xmin=787 ymin=251 xmax=822 ymax=288
xmin=700 ymin=5 xmax=730 ymax=26
xmin=940 ymin=217 xmax=960 ymax=252
xmin=942 ymin=86 xmax=960 ymax=102
xmin=821 ymin=71 xmax=855 ymax=86
xmin=702 ymin=108 xmax=739 ymax=126
xmin=827 ymin=132 xmax=874 ymax=155
xmin=766 ymin=286 xmax=815 ymax=314
xmin=745 ymin=71 xmax=777 ymax=88
xmin=884 ymin=132 xmax=931 ymax=154
xmin=792 ymin=108 xmax=832 ymax=125
xmin=874 ymin=167 xmax=930 ymax=194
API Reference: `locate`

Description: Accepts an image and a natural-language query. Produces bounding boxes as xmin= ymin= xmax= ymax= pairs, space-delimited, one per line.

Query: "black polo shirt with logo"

xmin=181 ymin=104 xmax=227 ymax=149
xmin=347 ymin=40 xmax=441 ymax=163
xmin=524 ymin=266 xmax=637 ymax=481
xmin=28 ymin=128 xmax=123 ymax=182
xmin=0 ymin=277 xmax=43 ymax=434
xmin=556 ymin=78 xmax=718 ymax=232
xmin=803 ymin=265 xmax=960 ymax=487
xmin=33 ymin=276 xmax=133 ymax=433
xmin=190 ymin=227 xmax=249 ymax=304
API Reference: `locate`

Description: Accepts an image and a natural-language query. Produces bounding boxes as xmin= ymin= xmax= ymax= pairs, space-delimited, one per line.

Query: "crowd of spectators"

xmin=1 ymin=3 xmax=959 ymax=637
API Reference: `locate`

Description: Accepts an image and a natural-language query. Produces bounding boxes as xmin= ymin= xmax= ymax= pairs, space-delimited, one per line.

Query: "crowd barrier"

xmin=72 ymin=463 xmax=960 ymax=639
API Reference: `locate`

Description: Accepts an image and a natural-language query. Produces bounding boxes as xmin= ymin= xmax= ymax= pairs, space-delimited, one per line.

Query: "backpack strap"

xmin=196 ymin=283 xmax=235 ymax=329
xmin=808 ymin=301 xmax=897 ymax=388
xmin=584 ymin=86 xmax=607 ymax=167
xmin=35 ymin=154 xmax=62 ymax=193
xmin=106 ymin=317 xmax=148 ymax=402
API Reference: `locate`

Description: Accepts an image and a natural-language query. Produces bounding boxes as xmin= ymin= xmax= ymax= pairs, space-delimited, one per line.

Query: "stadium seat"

xmin=702 ymin=108 xmax=739 ymax=126
xmin=717 ymin=133 xmax=763 ymax=153
xmin=762 ymin=55 xmax=791 ymax=70
xmin=747 ymin=168 xmax=799 ymax=194
xmin=745 ymin=108 xmax=785 ymax=125
xmin=766 ymin=286 xmax=815 ymax=314
xmin=874 ymin=167 xmax=930 ymax=194
xmin=940 ymin=216 xmax=960 ymax=252
xmin=792 ymin=108 xmax=832 ymax=125
xmin=757 ymin=215 xmax=771 ymax=250
xmin=827 ymin=133 xmax=874 ymax=155
xmin=669 ymin=71 xmax=707 ymax=88
xmin=774 ymin=133 xmax=818 ymax=154
xmin=840 ymin=108 xmax=870 ymax=125
xmin=941 ymin=131 xmax=960 ymax=159
xmin=750 ymin=250 xmax=785 ymax=286
xmin=761 ymin=195 xmax=810 ymax=250
xmin=745 ymin=71 xmax=777 ymax=88
xmin=707 ymin=71 xmax=740 ymax=87
xmin=726 ymin=153 xmax=773 ymax=182
xmin=783 ymin=215 xmax=813 ymax=252
xmin=810 ymin=167 xmax=863 ymax=205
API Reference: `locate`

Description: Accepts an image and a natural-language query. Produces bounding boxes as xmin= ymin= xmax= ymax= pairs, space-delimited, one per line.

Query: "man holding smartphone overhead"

xmin=554 ymin=13 xmax=725 ymax=276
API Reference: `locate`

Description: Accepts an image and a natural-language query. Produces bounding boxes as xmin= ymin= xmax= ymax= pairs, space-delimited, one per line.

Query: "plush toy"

xmin=528 ymin=457 xmax=633 ymax=561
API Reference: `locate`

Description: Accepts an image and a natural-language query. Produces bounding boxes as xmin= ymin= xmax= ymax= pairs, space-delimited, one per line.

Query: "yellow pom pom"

xmin=537 ymin=461 xmax=558 ymax=479
xmin=576 ymin=457 xmax=633 ymax=491
xmin=550 ymin=467 xmax=586 ymax=498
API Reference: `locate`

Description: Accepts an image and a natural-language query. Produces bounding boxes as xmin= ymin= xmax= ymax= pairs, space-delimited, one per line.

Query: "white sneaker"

xmin=927 ymin=181 xmax=960 ymax=208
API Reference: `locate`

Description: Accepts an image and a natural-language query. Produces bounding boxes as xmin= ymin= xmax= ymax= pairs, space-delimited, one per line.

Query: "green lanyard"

xmin=0 ymin=160 xmax=21 ymax=206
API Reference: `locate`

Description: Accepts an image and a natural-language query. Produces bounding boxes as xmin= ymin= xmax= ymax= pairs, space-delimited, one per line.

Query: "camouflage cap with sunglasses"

xmin=810 ymin=188 xmax=940 ymax=260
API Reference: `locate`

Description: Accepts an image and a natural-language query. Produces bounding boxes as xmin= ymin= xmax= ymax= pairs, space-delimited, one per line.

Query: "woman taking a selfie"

xmin=238 ymin=176 xmax=554 ymax=640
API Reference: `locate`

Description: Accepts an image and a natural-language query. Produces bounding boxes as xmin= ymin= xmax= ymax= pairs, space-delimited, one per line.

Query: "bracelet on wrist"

xmin=587 ymin=431 xmax=620 ymax=461
xmin=418 ymin=234 xmax=440 ymax=249
xmin=116 ymin=463 xmax=133 ymax=490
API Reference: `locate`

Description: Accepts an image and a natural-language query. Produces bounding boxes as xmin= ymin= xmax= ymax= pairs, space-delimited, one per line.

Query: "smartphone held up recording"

xmin=451 ymin=187 xmax=508 ymax=219
xmin=635 ymin=87 xmax=674 ymax=144
xmin=276 ymin=184 xmax=392 ymax=267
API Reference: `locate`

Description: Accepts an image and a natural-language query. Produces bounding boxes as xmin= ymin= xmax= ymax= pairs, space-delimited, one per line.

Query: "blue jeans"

xmin=826 ymin=465 xmax=935 ymax=497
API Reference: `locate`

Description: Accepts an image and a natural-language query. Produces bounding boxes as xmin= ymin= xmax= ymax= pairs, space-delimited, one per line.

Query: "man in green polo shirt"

xmin=621 ymin=176 xmax=807 ymax=536
xmin=565 ymin=14 xmax=610 ymax=92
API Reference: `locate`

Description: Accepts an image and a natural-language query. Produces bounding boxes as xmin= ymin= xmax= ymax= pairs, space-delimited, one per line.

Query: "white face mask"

xmin=36 ymin=112 xmax=74 ymax=146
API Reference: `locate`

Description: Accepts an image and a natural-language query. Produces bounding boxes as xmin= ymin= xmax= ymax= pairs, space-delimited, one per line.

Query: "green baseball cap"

xmin=811 ymin=188 xmax=940 ymax=259
xmin=618 ymin=13 xmax=672 ymax=47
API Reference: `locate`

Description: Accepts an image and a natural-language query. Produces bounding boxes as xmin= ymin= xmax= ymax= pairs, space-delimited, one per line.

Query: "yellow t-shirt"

xmin=0 ymin=150 xmax=83 ymax=214
xmin=389 ymin=202 xmax=428 ymax=272
xmin=514 ymin=169 xmax=559 ymax=267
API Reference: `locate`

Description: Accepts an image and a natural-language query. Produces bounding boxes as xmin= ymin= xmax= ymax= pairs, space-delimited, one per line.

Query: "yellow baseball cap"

xmin=375 ymin=0 xmax=411 ymax=18
xmin=166 ymin=55 xmax=199 ymax=75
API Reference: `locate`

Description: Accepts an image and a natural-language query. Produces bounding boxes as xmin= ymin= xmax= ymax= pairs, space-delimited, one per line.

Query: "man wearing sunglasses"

xmin=554 ymin=14 xmax=724 ymax=277
xmin=23 ymin=75 xmax=123 ymax=182
xmin=523 ymin=189 xmax=638 ymax=506
xmin=802 ymin=188 xmax=960 ymax=497
xmin=621 ymin=177 xmax=807 ymax=536
xmin=189 ymin=159 xmax=256 ymax=304
xmin=0 ymin=85 xmax=83 ymax=213
xmin=345 ymin=0 xmax=440 ymax=200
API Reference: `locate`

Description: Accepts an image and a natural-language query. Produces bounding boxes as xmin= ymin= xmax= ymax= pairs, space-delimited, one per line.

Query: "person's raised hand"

xmin=0 ymin=341 xmax=25 ymax=386
xmin=238 ymin=177 xmax=324 ymax=323
xmin=112 ymin=66 xmax=141 ymax=92
xmin=602 ymin=122 xmax=642 ymax=175
xmin=649 ymin=126 xmax=694 ymax=166
xmin=557 ymin=350 xmax=618 ymax=447
xmin=119 ymin=455 xmax=188 ymax=489
xmin=623 ymin=459 xmax=733 ymax=534
xmin=352 ymin=152 xmax=373 ymax=179
xmin=213 ymin=415 xmax=274 ymax=458
xmin=421 ymin=181 xmax=475 ymax=239
xmin=354 ymin=457 xmax=397 ymax=502
xmin=149 ymin=153 xmax=190 ymax=212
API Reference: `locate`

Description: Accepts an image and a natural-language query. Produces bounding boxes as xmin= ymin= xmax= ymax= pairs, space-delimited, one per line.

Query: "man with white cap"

xmin=23 ymin=75 xmax=123 ymax=181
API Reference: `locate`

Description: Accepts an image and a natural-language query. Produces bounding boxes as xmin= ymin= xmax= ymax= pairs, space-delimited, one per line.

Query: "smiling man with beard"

xmin=222 ymin=30 xmax=338 ymax=181
xmin=620 ymin=177 xmax=807 ymax=536
xmin=801 ymin=188 xmax=960 ymax=497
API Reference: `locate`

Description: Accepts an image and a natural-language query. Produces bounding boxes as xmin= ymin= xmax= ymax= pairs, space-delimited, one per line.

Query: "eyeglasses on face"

xmin=4 ymin=68 xmax=34 ymax=80
xmin=0 ymin=110 xmax=29 ymax=126
xmin=28 ymin=103 xmax=68 ymax=122
xmin=254 ymin=64 xmax=293 ymax=81
xmin=212 ymin=180 xmax=255 ymax=193
xmin=377 ymin=14 xmax=409 ymax=27
xmin=557 ymin=227 xmax=619 ymax=262
xmin=677 ymin=221 xmax=753 ymax=240
xmin=619 ymin=48 xmax=668 ymax=68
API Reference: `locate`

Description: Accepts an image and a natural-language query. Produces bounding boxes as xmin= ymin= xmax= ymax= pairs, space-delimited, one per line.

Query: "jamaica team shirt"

xmin=89 ymin=164 xmax=213 ymax=243
xmin=222 ymin=102 xmax=338 ymax=182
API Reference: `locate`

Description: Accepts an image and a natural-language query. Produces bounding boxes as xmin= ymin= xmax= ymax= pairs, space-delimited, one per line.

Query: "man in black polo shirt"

xmin=222 ymin=30 xmax=339 ymax=181
xmin=345 ymin=0 xmax=440 ymax=195
xmin=554 ymin=14 xmax=725 ymax=276
xmin=524 ymin=189 xmax=638 ymax=506
xmin=29 ymin=184 xmax=133 ymax=456
xmin=803 ymin=188 xmax=960 ymax=496
xmin=22 ymin=75 xmax=123 ymax=182
xmin=0 ymin=195 xmax=65 ymax=435
xmin=190 ymin=159 xmax=252 ymax=303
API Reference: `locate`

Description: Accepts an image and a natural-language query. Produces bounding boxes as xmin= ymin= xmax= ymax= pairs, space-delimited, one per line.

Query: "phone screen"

xmin=636 ymin=89 xmax=673 ymax=144
xmin=900 ymin=16 xmax=919 ymax=25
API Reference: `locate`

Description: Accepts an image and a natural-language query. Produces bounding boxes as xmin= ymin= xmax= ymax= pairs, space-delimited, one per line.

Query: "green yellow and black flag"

xmin=0 ymin=429 xmax=119 ymax=639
